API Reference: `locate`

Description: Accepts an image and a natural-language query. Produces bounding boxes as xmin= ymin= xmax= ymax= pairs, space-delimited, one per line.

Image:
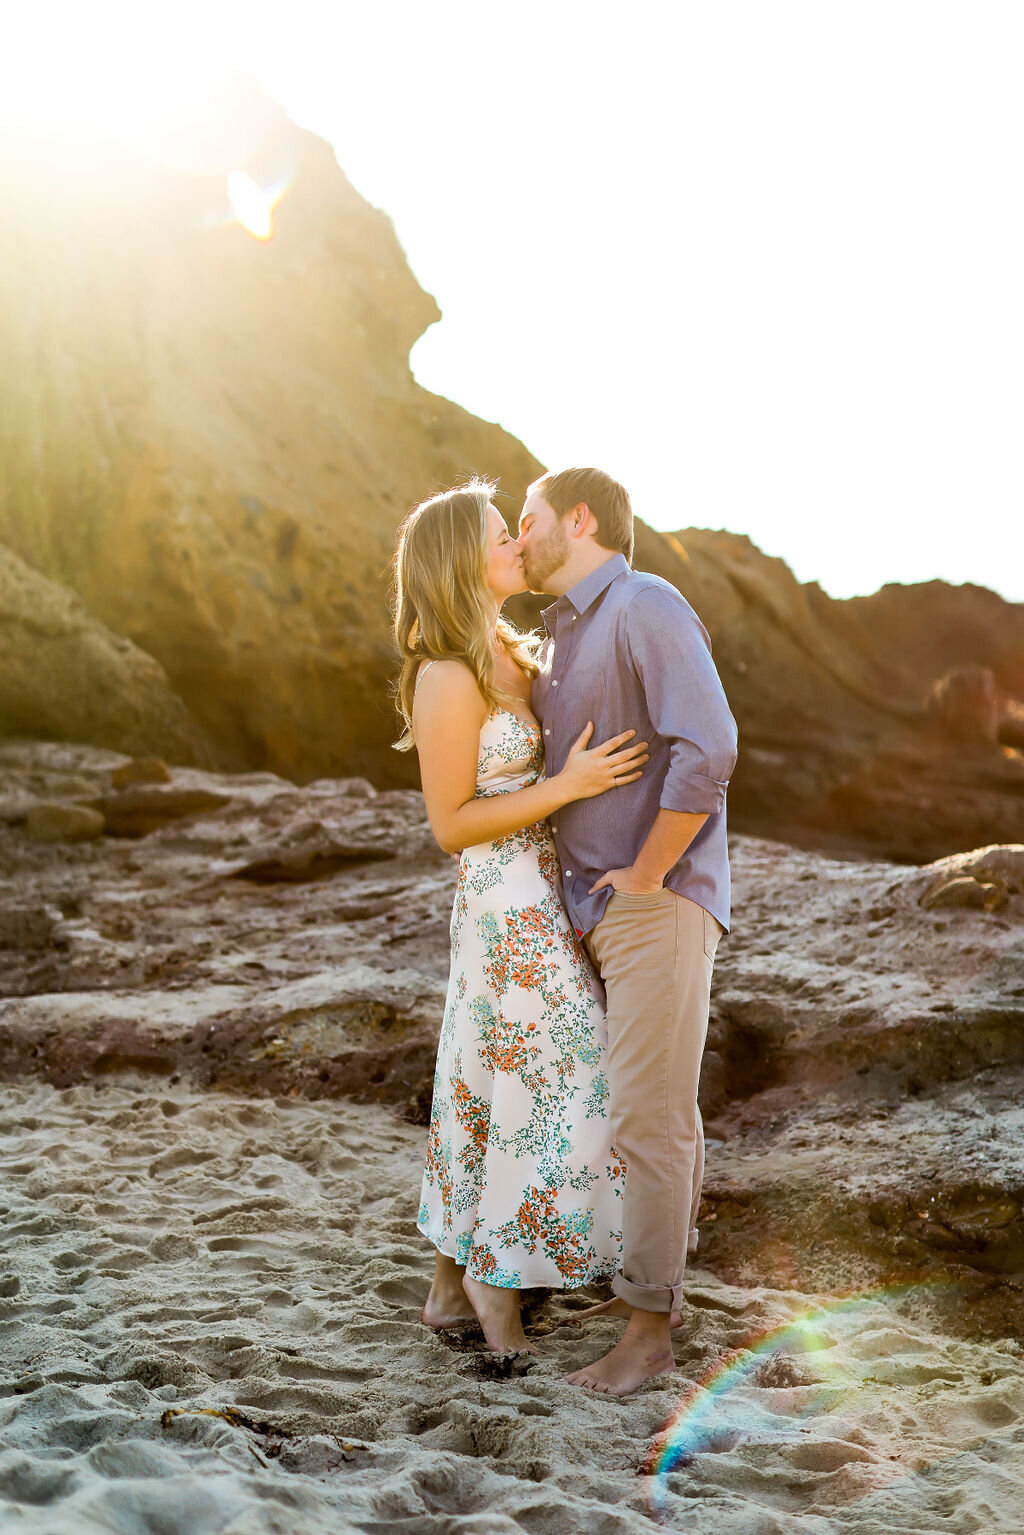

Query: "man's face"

xmin=518 ymin=493 xmax=570 ymax=592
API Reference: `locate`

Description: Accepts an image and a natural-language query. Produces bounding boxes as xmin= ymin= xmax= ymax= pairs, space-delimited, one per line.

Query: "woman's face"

xmin=485 ymin=503 xmax=528 ymax=601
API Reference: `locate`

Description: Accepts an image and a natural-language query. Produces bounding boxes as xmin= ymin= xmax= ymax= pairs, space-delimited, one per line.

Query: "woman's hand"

xmin=554 ymin=723 xmax=649 ymax=802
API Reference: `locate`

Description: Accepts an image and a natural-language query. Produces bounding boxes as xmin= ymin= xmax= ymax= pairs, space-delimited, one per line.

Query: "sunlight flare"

xmin=226 ymin=169 xmax=282 ymax=241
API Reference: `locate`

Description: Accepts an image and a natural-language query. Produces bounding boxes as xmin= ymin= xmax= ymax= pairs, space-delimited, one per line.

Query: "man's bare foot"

xmin=573 ymin=1296 xmax=684 ymax=1329
xmin=422 ymin=1253 xmax=477 ymax=1328
xmin=463 ymin=1274 xmax=538 ymax=1355
xmin=566 ymin=1311 xmax=676 ymax=1396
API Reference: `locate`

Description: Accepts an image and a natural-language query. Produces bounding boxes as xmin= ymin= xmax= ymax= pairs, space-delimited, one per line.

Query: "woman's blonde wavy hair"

xmin=391 ymin=479 xmax=539 ymax=751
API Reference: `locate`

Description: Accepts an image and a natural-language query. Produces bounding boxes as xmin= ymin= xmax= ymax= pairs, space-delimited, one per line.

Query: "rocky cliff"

xmin=1 ymin=88 xmax=1021 ymax=861
xmin=0 ymin=92 xmax=542 ymax=785
xmin=508 ymin=527 xmax=1024 ymax=862
xmin=657 ymin=534 xmax=1024 ymax=862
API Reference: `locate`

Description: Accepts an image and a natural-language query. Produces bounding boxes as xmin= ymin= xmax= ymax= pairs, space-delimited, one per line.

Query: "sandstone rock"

xmin=1000 ymin=700 xmax=1024 ymax=749
xmin=913 ymin=843 xmax=1024 ymax=899
xmin=511 ymin=527 xmax=1024 ymax=863
xmin=24 ymin=803 xmax=105 ymax=843
xmin=674 ymin=541 xmax=1024 ymax=863
xmin=925 ymin=665 xmax=1000 ymax=743
xmin=229 ymin=841 xmax=398 ymax=882
xmin=0 ymin=545 xmax=211 ymax=765
xmin=956 ymin=843 xmax=1024 ymax=892
xmin=110 ymin=758 xmax=172 ymax=788
xmin=843 ymin=577 xmax=1024 ymax=699
xmin=41 ymin=775 xmax=97 ymax=798
xmin=0 ymin=907 xmax=57 ymax=949
xmin=99 ymin=786 xmax=233 ymax=838
xmin=2 ymin=93 xmax=1022 ymax=865
xmin=0 ymin=99 xmax=541 ymax=788
xmin=919 ymin=876 xmax=1008 ymax=912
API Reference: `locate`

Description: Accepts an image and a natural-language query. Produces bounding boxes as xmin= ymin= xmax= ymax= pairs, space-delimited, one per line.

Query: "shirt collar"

xmin=540 ymin=552 xmax=629 ymax=635
xmin=539 ymin=553 xmax=629 ymax=636
xmin=566 ymin=553 xmax=629 ymax=615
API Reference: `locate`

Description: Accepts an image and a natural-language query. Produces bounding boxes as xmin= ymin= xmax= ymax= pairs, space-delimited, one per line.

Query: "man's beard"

xmin=522 ymin=521 xmax=570 ymax=593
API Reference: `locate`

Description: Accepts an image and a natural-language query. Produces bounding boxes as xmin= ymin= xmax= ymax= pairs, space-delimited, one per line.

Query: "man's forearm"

xmin=633 ymin=808 xmax=708 ymax=884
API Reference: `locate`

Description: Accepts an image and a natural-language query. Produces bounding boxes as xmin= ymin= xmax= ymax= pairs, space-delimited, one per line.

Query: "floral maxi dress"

xmin=417 ymin=697 xmax=624 ymax=1289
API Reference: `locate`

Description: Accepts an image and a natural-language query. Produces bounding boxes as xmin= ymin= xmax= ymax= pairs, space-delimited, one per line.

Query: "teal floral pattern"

xmin=418 ymin=706 xmax=624 ymax=1288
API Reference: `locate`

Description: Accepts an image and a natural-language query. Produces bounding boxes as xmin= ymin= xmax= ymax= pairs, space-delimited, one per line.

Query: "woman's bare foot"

xmin=574 ymin=1296 xmax=684 ymax=1329
xmin=463 ymin=1273 xmax=538 ymax=1354
xmin=566 ymin=1310 xmax=676 ymax=1396
xmin=422 ymin=1253 xmax=478 ymax=1328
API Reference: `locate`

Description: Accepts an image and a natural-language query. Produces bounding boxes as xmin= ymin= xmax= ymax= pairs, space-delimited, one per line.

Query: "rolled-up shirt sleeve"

xmin=625 ymin=586 xmax=738 ymax=815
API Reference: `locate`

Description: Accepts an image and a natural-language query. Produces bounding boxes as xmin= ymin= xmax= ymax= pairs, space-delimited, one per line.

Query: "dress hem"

xmin=417 ymin=1222 xmax=616 ymax=1292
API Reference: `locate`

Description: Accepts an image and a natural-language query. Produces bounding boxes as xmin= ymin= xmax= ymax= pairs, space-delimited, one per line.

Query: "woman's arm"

xmin=413 ymin=660 xmax=647 ymax=855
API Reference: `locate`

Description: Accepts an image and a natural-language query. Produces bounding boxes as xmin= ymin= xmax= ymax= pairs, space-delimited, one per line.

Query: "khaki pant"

xmin=584 ymin=889 xmax=722 ymax=1313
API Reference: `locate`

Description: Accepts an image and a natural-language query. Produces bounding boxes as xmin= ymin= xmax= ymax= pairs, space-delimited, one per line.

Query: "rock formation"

xmin=510 ymin=529 xmax=1024 ymax=862
xmin=0 ymin=543 xmax=210 ymax=764
xmin=0 ymin=90 xmax=541 ymax=786
xmin=1 ymin=85 xmax=1021 ymax=863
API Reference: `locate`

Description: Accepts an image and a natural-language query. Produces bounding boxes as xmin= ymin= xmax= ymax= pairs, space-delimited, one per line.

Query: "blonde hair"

xmin=529 ymin=466 xmax=634 ymax=563
xmin=391 ymin=479 xmax=539 ymax=751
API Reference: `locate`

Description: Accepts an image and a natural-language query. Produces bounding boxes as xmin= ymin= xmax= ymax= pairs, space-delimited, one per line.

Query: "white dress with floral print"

xmin=417 ymin=699 xmax=624 ymax=1289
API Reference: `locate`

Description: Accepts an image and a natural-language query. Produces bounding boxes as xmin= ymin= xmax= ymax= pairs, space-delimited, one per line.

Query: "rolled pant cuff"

xmin=612 ymin=1274 xmax=685 ymax=1314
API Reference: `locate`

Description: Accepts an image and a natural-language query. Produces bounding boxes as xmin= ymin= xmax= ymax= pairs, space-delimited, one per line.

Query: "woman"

xmin=392 ymin=479 xmax=648 ymax=1354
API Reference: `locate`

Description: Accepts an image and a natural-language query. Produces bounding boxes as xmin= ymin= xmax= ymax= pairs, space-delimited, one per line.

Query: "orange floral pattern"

xmin=418 ymin=708 xmax=624 ymax=1289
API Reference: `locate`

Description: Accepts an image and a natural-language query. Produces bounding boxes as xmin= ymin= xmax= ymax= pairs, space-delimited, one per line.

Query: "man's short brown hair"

xmin=529 ymin=467 xmax=634 ymax=564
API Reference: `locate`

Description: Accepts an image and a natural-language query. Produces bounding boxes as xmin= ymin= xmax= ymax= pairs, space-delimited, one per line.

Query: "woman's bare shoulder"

xmin=414 ymin=659 xmax=488 ymax=718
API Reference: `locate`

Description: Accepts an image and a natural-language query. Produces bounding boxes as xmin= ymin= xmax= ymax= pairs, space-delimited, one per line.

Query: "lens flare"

xmin=645 ymin=1282 xmax=959 ymax=1517
xmin=226 ymin=169 xmax=288 ymax=241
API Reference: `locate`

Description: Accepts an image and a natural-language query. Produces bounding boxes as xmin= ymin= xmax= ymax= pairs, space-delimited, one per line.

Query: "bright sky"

xmin=5 ymin=2 xmax=1023 ymax=602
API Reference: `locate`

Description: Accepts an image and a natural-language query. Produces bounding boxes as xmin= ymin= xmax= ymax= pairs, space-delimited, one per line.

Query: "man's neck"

xmin=542 ymin=548 xmax=620 ymax=599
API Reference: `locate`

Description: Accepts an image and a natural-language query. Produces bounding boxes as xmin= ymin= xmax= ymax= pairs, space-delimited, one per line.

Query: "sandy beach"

xmin=3 ymin=1075 xmax=1024 ymax=1534
xmin=1 ymin=743 xmax=1023 ymax=1531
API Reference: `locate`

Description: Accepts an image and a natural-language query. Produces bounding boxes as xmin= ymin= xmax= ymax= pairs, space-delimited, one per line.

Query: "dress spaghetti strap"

xmin=414 ymin=659 xmax=437 ymax=698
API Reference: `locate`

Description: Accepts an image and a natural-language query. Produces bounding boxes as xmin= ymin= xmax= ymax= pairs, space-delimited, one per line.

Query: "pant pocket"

xmin=703 ymin=908 xmax=724 ymax=961
xmin=609 ymin=887 xmax=674 ymax=907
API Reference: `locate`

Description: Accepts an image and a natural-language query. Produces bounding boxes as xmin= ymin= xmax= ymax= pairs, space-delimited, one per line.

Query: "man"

xmin=518 ymin=467 xmax=737 ymax=1396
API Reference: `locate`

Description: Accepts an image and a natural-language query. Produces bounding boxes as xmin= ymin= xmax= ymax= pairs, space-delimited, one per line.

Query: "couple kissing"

xmin=391 ymin=467 xmax=737 ymax=1396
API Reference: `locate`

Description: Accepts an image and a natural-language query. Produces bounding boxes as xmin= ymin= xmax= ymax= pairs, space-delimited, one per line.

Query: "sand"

xmin=3 ymin=1077 xmax=1024 ymax=1534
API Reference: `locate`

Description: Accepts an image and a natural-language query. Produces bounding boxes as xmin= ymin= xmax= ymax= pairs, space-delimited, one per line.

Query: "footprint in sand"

xmin=205 ymin=1235 xmax=291 ymax=1257
xmin=374 ymin=1274 xmax=428 ymax=1309
xmin=784 ymin=1438 xmax=877 ymax=1472
xmin=973 ymin=1397 xmax=1018 ymax=1428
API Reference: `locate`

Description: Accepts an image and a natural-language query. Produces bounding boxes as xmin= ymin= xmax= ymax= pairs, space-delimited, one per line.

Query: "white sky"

xmin=6 ymin=2 xmax=1024 ymax=601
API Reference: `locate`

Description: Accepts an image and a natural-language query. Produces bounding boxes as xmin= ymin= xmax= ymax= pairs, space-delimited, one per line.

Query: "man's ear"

xmin=569 ymin=501 xmax=594 ymax=537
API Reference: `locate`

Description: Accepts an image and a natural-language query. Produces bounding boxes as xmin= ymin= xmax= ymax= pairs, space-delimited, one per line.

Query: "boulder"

xmin=0 ymin=907 xmax=58 ymax=948
xmin=110 ymin=758 xmax=173 ymax=788
xmin=0 ymin=545 xmax=211 ymax=765
xmin=919 ymin=876 xmax=1007 ymax=913
xmin=99 ymin=786 xmax=233 ymax=838
xmin=25 ymin=803 xmax=105 ymax=843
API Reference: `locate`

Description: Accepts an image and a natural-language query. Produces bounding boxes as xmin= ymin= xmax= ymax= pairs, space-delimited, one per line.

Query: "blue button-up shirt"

xmin=532 ymin=553 xmax=738 ymax=937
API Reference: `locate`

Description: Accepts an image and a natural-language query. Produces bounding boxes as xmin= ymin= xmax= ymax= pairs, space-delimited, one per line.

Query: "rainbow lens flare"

xmin=644 ymin=1282 xmax=958 ymax=1516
